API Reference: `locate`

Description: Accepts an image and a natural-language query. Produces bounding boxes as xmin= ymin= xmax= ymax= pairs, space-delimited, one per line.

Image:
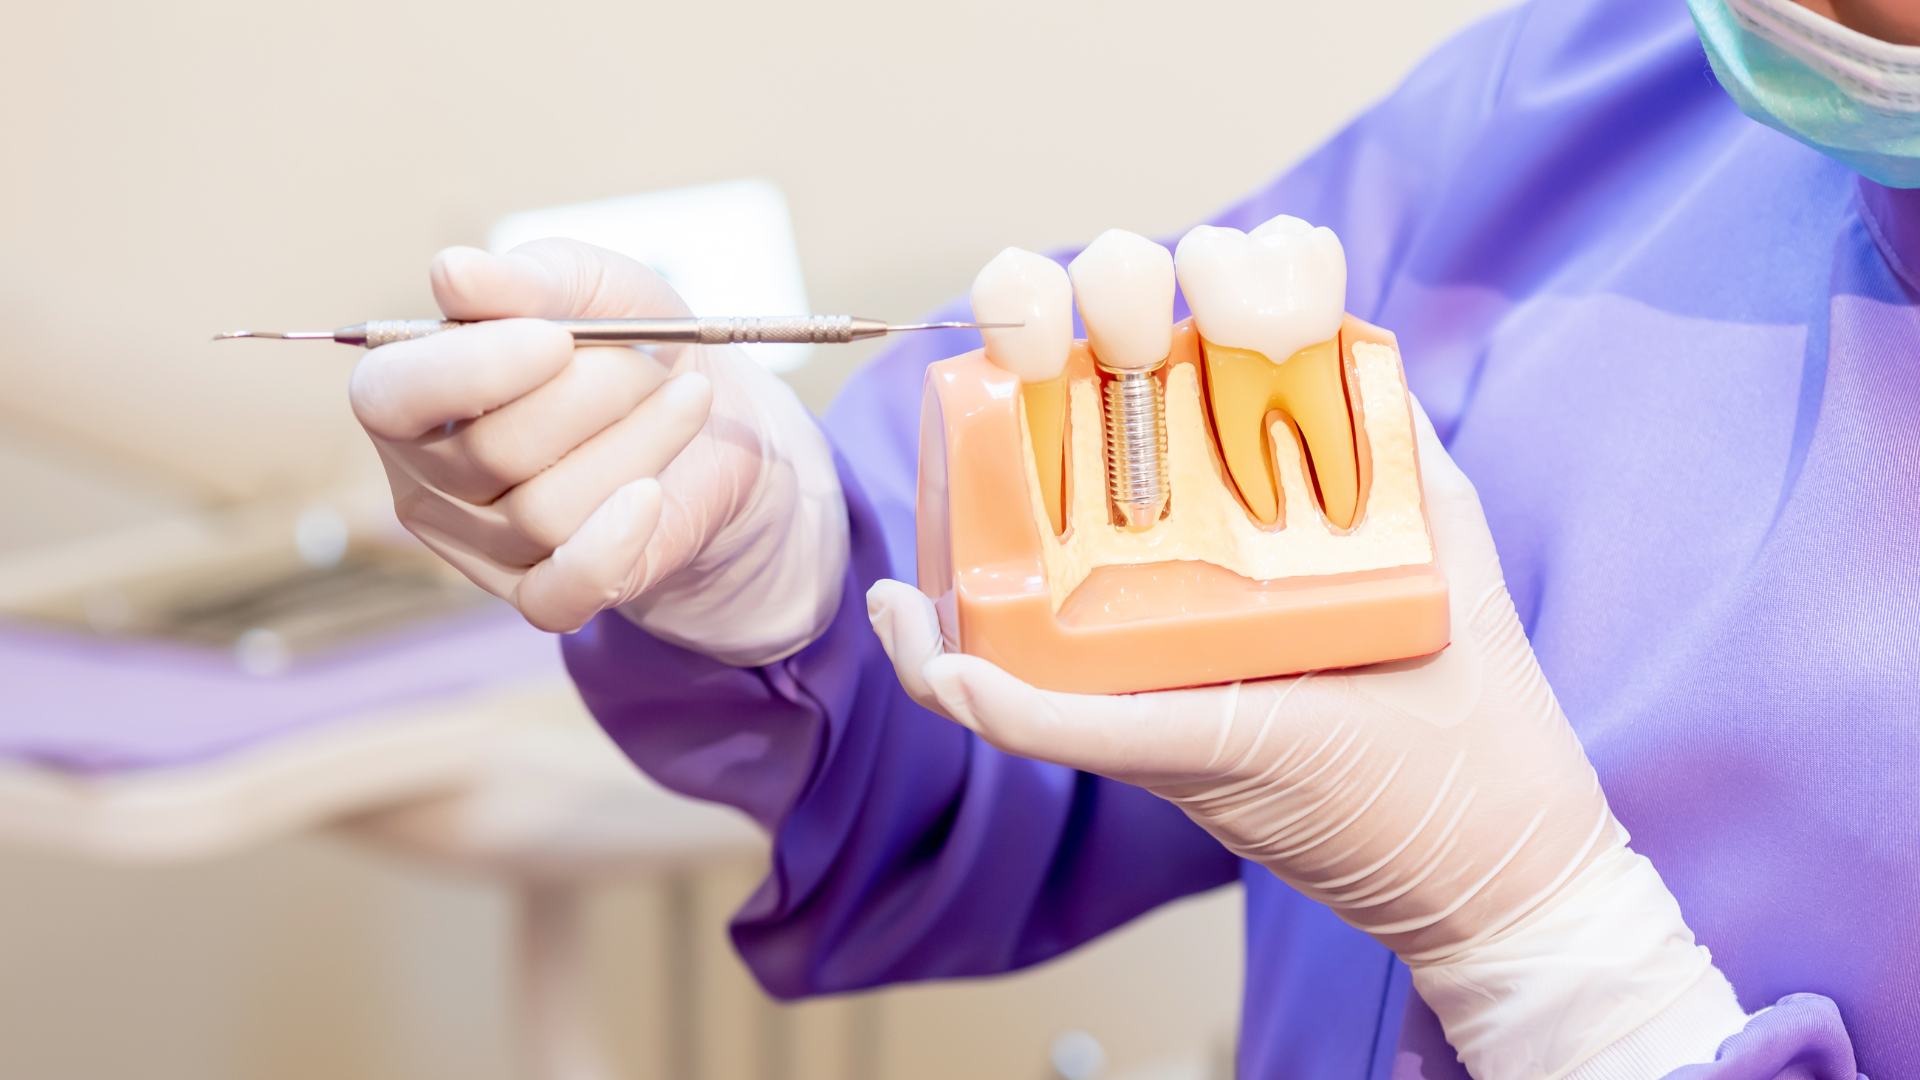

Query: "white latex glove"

xmin=868 ymin=403 xmax=1748 ymax=1080
xmin=351 ymin=239 xmax=847 ymax=664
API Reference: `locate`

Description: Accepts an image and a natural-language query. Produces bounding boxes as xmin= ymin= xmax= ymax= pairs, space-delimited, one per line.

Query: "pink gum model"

xmin=915 ymin=314 xmax=1449 ymax=695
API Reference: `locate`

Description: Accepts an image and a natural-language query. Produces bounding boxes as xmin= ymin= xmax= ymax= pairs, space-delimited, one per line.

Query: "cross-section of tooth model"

xmin=918 ymin=216 xmax=1449 ymax=694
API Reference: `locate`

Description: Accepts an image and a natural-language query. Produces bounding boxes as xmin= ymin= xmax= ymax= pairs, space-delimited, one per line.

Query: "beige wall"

xmin=0 ymin=0 xmax=1513 ymax=1077
xmin=3 ymin=0 xmax=1510 ymax=498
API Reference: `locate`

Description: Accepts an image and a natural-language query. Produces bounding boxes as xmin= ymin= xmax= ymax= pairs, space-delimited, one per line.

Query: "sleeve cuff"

xmin=1409 ymin=843 xmax=1725 ymax=1080
xmin=1565 ymin=967 xmax=1749 ymax=1080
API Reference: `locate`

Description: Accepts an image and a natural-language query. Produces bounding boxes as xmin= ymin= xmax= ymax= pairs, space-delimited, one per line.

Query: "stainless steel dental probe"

xmin=214 ymin=316 xmax=1018 ymax=348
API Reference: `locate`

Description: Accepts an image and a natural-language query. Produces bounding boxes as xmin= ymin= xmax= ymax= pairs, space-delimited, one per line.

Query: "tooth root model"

xmin=922 ymin=216 xmax=1448 ymax=695
xmin=1176 ymin=217 xmax=1358 ymax=528
xmin=1200 ymin=338 xmax=1357 ymax=528
xmin=971 ymin=247 xmax=1074 ymax=535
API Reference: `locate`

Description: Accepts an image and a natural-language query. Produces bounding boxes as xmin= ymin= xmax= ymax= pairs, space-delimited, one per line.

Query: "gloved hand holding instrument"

xmin=868 ymin=403 xmax=1752 ymax=1080
xmin=348 ymin=239 xmax=849 ymax=664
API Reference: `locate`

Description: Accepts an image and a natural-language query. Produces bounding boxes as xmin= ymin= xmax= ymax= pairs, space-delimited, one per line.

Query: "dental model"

xmin=920 ymin=216 xmax=1448 ymax=694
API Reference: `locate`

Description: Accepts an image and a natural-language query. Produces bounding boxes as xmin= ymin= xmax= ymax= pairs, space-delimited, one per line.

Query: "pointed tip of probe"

xmin=213 ymin=330 xmax=336 ymax=341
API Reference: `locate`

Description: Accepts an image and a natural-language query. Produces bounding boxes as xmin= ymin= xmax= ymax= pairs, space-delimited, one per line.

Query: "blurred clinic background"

xmin=1 ymin=1 xmax=1509 ymax=1078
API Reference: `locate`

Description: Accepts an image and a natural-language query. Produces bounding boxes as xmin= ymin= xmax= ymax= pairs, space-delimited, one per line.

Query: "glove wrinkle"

xmin=1273 ymin=751 xmax=1408 ymax=868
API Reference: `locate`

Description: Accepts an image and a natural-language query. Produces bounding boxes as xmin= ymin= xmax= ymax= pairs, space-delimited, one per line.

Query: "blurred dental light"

xmin=295 ymin=504 xmax=350 ymax=568
xmin=488 ymin=178 xmax=815 ymax=373
xmin=235 ymin=627 xmax=292 ymax=677
xmin=1051 ymin=1030 xmax=1106 ymax=1080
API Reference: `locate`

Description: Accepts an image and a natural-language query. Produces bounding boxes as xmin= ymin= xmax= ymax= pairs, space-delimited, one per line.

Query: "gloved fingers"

xmin=497 ymin=371 xmax=714 ymax=550
xmin=373 ymin=434 xmax=554 ymax=567
xmin=1408 ymin=395 xmax=1508 ymax=611
xmin=865 ymin=579 xmax=952 ymax=716
xmin=1333 ymin=627 xmax=1487 ymax=729
xmin=432 ymin=240 xmax=696 ymax=321
xmin=351 ymin=318 xmax=576 ymax=441
xmin=918 ymin=653 xmax=1235 ymax=782
xmin=1408 ymin=397 xmax=1476 ymax=500
xmin=371 ymin=445 xmax=535 ymax=600
xmin=512 ymin=479 xmax=665 ymax=633
xmin=392 ymin=480 xmax=556 ymax=569
xmin=402 ymin=518 xmax=530 ymax=602
xmin=400 ymin=345 xmax=674 ymax=504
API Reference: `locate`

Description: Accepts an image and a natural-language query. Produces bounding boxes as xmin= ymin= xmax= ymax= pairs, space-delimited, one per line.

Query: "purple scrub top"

xmin=565 ymin=0 xmax=1915 ymax=1075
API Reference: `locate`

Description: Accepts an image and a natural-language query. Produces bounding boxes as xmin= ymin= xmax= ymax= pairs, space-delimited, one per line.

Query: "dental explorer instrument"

xmin=215 ymin=317 xmax=1019 ymax=349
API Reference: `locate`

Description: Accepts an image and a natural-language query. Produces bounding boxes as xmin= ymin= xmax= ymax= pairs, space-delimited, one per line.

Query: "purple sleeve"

xmin=1393 ymin=988 xmax=1864 ymax=1079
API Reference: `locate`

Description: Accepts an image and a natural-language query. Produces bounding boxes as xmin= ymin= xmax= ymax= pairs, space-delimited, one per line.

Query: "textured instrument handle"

xmin=348 ymin=315 xmax=885 ymax=348
xmin=696 ymin=315 xmax=855 ymax=344
xmin=361 ymin=319 xmax=462 ymax=347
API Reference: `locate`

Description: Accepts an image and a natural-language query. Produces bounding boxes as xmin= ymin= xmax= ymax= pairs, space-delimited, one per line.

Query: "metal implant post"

xmin=1100 ymin=361 xmax=1169 ymax=528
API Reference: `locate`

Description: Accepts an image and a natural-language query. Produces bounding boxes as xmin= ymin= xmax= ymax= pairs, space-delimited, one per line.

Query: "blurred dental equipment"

xmin=216 ymin=316 xmax=1015 ymax=348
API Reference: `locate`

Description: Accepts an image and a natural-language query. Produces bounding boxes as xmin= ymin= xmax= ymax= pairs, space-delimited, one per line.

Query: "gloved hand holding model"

xmin=350 ymin=239 xmax=847 ymax=663
xmin=871 ymin=400 xmax=1749 ymax=1080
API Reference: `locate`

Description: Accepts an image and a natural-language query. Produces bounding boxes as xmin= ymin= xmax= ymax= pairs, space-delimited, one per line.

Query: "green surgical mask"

xmin=1689 ymin=0 xmax=1920 ymax=188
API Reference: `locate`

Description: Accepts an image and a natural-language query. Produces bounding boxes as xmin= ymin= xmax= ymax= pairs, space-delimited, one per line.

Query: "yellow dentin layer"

xmin=1202 ymin=337 xmax=1359 ymax=529
xmin=1020 ymin=377 xmax=1069 ymax=536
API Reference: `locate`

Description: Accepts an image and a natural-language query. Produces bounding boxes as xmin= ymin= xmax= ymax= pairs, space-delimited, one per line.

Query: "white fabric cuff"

xmin=1410 ymin=841 xmax=1727 ymax=1080
xmin=619 ymin=369 xmax=849 ymax=667
xmin=1565 ymin=967 xmax=1749 ymax=1080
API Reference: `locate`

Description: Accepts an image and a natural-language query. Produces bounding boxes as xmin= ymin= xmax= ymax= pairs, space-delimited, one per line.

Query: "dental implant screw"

xmin=1100 ymin=361 xmax=1170 ymax=528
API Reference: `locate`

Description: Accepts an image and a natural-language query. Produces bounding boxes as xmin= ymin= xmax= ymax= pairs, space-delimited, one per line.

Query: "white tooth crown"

xmin=971 ymin=247 xmax=1073 ymax=383
xmin=1174 ymin=214 xmax=1346 ymax=363
xmin=1068 ymin=229 xmax=1175 ymax=371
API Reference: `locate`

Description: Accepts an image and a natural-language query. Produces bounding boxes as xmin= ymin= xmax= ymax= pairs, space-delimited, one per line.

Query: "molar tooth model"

xmin=918 ymin=216 xmax=1450 ymax=695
